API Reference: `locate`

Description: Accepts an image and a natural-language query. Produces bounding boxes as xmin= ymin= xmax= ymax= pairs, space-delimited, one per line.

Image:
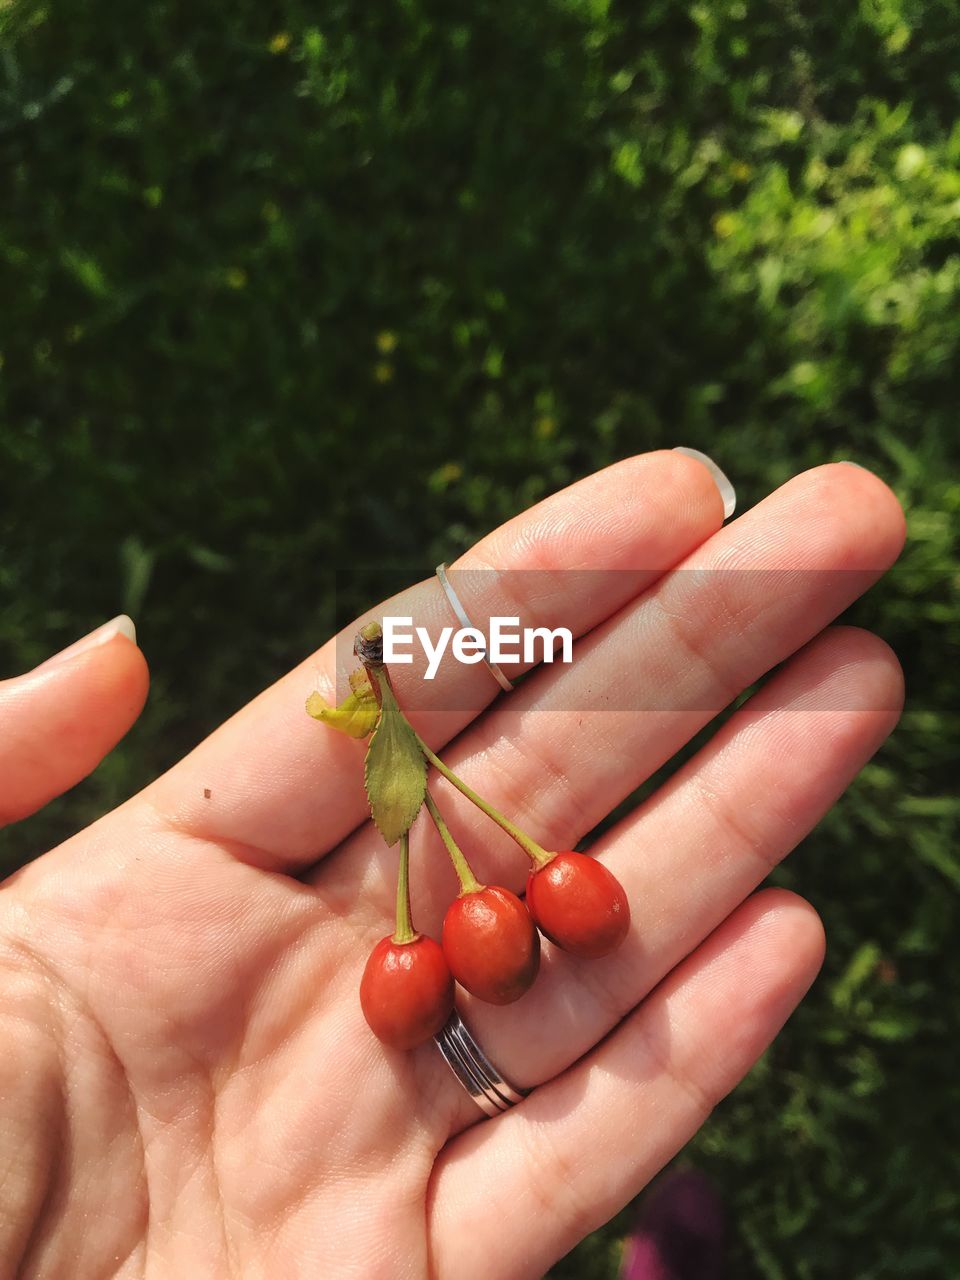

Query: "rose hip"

xmin=360 ymin=934 xmax=454 ymax=1050
xmin=526 ymin=851 xmax=630 ymax=958
xmin=442 ymin=885 xmax=540 ymax=1004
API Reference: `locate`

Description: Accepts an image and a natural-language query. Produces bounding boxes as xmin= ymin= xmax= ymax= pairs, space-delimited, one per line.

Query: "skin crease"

xmin=0 ymin=456 xmax=906 ymax=1279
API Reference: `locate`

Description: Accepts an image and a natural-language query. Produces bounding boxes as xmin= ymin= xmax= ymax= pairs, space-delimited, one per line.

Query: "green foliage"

xmin=1 ymin=0 xmax=958 ymax=1275
xmin=364 ymin=671 xmax=426 ymax=845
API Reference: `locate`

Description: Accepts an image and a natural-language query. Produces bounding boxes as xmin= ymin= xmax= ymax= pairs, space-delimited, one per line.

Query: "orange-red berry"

xmin=360 ymin=934 xmax=454 ymax=1050
xmin=526 ymin=851 xmax=630 ymax=959
xmin=442 ymin=885 xmax=540 ymax=1004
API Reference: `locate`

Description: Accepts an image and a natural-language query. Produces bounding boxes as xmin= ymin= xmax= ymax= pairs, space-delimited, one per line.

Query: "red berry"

xmin=359 ymin=934 xmax=454 ymax=1050
xmin=526 ymin=852 xmax=630 ymax=959
xmin=442 ymin=885 xmax=540 ymax=1004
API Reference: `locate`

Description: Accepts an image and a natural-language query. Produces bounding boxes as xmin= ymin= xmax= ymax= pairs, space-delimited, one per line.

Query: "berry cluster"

xmin=307 ymin=621 xmax=630 ymax=1051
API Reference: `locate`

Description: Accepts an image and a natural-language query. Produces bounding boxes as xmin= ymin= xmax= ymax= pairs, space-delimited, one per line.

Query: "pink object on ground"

xmin=620 ymin=1168 xmax=726 ymax=1280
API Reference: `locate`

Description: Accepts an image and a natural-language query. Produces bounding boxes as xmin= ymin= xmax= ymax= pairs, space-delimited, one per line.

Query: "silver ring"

xmin=434 ymin=1009 xmax=530 ymax=1117
xmin=435 ymin=562 xmax=514 ymax=693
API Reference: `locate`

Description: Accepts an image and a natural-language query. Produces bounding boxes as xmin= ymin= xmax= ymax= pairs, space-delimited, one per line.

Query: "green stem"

xmin=361 ymin=636 xmax=389 ymax=709
xmin=424 ymin=790 xmax=482 ymax=894
xmin=415 ymin=734 xmax=552 ymax=869
xmin=392 ymin=831 xmax=417 ymax=944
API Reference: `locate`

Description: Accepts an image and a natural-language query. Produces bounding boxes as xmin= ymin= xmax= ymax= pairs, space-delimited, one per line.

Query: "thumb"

xmin=0 ymin=616 xmax=150 ymax=826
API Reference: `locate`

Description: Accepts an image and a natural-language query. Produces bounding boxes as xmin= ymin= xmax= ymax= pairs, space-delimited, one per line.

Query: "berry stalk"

xmin=424 ymin=789 xmax=482 ymax=894
xmin=393 ymin=831 xmax=417 ymax=944
xmin=415 ymin=734 xmax=552 ymax=869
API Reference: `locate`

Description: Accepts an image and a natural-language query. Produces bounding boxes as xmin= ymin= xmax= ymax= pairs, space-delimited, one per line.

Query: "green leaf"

xmin=306 ymin=687 xmax=379 ymax=739
xmin=60 ymin=246 xmax=111 ymax=298
xmin=363 ymin=673 xmax=426 ymax=845
xmin=119 ymin=534 xmax=156 ymax=616
xmin=830 ymin=941 xmax=881 ymax=1012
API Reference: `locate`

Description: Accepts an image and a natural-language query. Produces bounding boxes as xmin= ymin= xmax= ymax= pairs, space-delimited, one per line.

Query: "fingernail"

xmin=37 ymin=615 xmax=137 ymax=670
xmin=838 ymin=459 xmax=870 ymax=471
xmin=672 ymin=446 xmax=737 ymax=519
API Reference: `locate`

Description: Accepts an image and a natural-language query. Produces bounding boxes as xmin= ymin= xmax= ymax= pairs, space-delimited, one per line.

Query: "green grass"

xmin=2 ymin=2 xmax=958 ymax=1274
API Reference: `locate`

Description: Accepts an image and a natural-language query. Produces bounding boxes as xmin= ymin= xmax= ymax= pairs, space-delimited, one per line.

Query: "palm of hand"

xmin=5 ymin=819 xmax=441 ymax=1278
xmin=0 ymin=455 xmax=906 ymax=1279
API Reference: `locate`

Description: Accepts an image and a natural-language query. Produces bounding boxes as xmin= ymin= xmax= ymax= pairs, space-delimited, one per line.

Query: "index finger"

xmin=144 ymin=449 xmax=733 ymax=869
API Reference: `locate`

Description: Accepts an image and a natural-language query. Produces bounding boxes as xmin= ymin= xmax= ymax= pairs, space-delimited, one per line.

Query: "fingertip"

xmin=804 ymin=625 xmax=906 ymax=721
xmin=110 ymin=630 xmax=151 ymax=719
xmin=30 ymin=614 xmax=137 ymax=673
xmin=107 ymin=613 xmax=138 ymax=647
xmin=743 ymin=887 xmax=827 ymax=986
xmin=47 ymin=629 xmax=151 ymax=757
xmin=814 ymin=462 xmax=908 ymax=564
xmin=671 ymin=446 xmax=737 ymax=519
xmin=0 ymin=627 xmax=151 ymax=826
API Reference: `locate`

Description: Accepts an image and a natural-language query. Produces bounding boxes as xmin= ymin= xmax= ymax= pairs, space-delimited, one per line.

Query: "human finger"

xmin=427 ymin=889 xmax=825 ymax=1280
xmin=430 ymin=624 xmax=900 ymax=1126
xmin=0 ymin=617 xmax=148 ymax=829
xmin=314 ymin=463 xmax=904 ymax=943
xmin=145 ymin=449 xmax=731 ymax=868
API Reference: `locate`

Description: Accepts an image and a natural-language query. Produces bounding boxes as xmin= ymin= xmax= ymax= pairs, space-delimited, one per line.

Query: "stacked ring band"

xmin=434 ymin=1010 xmax=530 ymax=1117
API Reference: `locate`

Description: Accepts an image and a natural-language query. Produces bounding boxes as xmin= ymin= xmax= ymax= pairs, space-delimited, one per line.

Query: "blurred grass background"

xmin=1 ymin=1 xmax=958 ymax=1275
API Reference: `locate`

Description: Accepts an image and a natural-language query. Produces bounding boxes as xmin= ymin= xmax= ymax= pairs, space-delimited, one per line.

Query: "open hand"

xmin=0 ymin=452 xmax=905 ymax=1278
